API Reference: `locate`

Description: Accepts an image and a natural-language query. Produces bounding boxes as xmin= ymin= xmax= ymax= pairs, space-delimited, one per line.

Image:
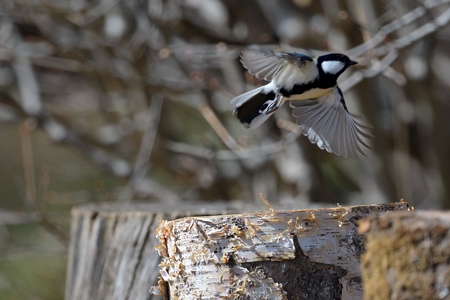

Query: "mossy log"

xmin=360 ymin=211 xmax=450 ymax=300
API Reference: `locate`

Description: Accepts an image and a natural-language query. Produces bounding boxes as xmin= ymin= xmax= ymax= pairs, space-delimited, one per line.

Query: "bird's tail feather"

xmin=231 ymin=87 xmax=278 ymax=128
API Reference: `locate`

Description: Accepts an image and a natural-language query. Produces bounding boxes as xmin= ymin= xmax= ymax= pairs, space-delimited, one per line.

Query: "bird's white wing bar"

xmin=290 ymin=87 xmax=370 ymax=158
xmin=240 ymin=50 xmax=313 ymax=82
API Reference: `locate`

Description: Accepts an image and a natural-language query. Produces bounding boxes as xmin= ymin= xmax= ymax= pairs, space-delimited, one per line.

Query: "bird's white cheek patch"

xmin=321 ymin=61 xmax=345 ymax=75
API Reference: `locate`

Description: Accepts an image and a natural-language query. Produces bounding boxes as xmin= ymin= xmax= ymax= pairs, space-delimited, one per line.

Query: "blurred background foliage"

xmin=1 ymin=0 xmax=450 ymax=298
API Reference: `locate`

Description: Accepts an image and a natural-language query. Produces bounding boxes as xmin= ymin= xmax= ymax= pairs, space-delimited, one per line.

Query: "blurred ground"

xmin=1 ymin=0 xmax=450 ymax=298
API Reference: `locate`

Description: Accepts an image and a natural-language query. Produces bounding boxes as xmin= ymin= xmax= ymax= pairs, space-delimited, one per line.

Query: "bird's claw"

xmin=264 ymin=95 xmax=283 ymax=114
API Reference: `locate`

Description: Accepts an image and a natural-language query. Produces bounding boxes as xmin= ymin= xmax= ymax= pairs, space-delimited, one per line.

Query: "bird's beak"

xmin=349 ymin=60 xmax=358 ymax=66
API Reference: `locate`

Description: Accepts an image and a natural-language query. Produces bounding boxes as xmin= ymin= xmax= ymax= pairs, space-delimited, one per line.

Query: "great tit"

xmin=231 ymin=49 xmax=370 ymax=158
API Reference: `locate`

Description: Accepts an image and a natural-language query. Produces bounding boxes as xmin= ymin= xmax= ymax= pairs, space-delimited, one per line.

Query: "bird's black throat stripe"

xmin=279 ymin=77 xmax=337 ymax=98
xmin=279 ymin=78 xmax=350 ymax=113
xmin=336 ymin=87 xmax=349 ymax=113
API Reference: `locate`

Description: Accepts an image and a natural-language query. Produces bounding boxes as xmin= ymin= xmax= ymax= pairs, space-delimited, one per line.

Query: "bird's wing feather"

xmin=240 ymin=50 xmax=313 ymax=81
xmin=290 ymin=87 xmax=370 ymax=158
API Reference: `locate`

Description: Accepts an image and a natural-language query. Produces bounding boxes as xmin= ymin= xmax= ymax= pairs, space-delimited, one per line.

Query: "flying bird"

xmin=231 ymin=49 xmax=370 ymax=158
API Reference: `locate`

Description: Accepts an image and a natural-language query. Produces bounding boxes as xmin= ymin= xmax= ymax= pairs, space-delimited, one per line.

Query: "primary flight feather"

xmin=231 ymin=49 xmax=370 ymax=158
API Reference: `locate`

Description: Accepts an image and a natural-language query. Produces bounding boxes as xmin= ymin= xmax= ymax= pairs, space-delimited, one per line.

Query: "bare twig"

xmin=19 ymin=120 xmax=37 ymax=211
xmin=0 ymin=210 xmax=39 ymax=225
xmin=342 ymin=6 xmax=450 ymax=91
xmin=120 ymin=94 xmax=164 ymax=202
xmin=347 ymin=0 xmax=450 ymax=57
xmin=375 ymin=7 xmax=450 ymax=56
xmin=199 ymin=103 xmax=242 ymax=151
xmin=12 ymin=57 xmax=42 ymax=116
xmin=72 ymin=0 xmax=121 ymax=25
xmin=340 ymin=50 xmax=399 ymax=92
xmin=166 ymin=129 xmax=301 ymax=161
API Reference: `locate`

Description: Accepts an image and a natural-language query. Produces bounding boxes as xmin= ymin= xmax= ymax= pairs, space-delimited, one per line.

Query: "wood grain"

xmin=156 ymin=202 xmax=411 ymax=299
xmin=65 ymin=202 xmax=262 ymax=300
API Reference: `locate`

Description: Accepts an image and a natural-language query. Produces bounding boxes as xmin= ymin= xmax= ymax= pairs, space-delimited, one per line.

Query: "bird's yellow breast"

xmin=286 ymin=87 xmax=334 ymax=101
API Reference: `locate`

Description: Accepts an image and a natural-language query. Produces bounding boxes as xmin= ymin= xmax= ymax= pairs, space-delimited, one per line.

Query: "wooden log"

xmin=155 ymin=202 xmax=411 ymax=299
xmin=359 ymin=211 xmax=450 ymax=300
xmin=65 ymin=202 xmax=264 ymax=300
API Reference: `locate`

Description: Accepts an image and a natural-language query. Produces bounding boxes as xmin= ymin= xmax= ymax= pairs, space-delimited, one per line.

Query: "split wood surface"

xmin=155 ymin=202 xmax=411 ymax=299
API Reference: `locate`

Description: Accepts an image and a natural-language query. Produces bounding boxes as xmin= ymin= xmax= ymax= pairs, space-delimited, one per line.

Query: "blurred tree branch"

xmin=1 ymin=0 xmax=450 ymax=211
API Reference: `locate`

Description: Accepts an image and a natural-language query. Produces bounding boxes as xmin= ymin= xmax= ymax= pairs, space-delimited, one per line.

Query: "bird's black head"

xmin=317 ymin=53 xmax=357 ymax=80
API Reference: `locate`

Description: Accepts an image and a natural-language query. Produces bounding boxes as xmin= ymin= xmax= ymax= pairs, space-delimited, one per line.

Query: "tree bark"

xmin=155 ymin=202 xmax=411 ymax=299
xmin=360 ymin=211 xmax=450 ymax=300
xmin=65 ymin=202 xmax=262 ymax=300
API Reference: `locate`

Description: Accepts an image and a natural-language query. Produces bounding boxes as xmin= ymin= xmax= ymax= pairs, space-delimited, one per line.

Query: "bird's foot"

xmin=263 ymin=95 xmax=283 ymax=114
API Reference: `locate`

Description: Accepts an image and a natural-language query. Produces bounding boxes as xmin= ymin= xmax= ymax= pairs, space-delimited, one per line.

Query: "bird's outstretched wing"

xmin=240 ymin=50 xmax=314 ymax=82
xmin=290 ymin=87 xmax=371 ymax=158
